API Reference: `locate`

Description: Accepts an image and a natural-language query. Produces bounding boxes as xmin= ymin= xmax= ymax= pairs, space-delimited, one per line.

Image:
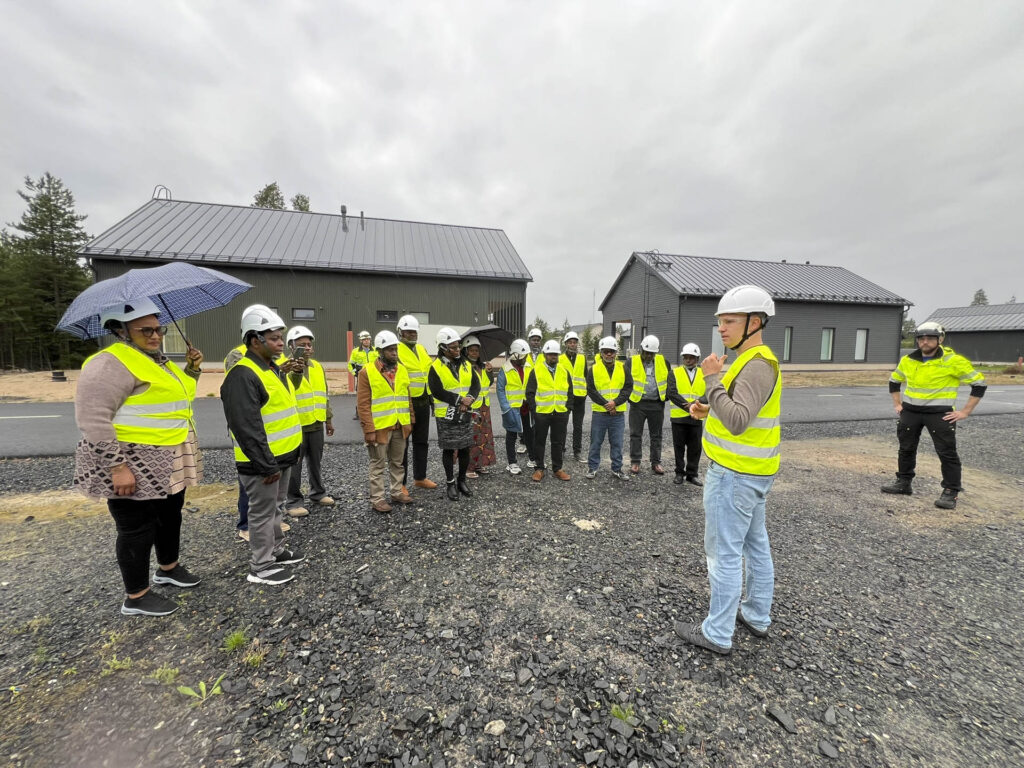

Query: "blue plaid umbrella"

xmin=57 ymin=262 xmax=251 ymax=344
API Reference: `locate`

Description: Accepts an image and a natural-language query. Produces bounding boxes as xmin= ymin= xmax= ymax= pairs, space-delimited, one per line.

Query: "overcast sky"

xmin=2 ymin=1 xmax=1021 ymax=327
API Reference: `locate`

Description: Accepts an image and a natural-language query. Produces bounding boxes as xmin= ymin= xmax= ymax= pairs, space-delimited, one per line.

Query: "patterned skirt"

xmin=468 ymin=405 xmax=497 ymax=470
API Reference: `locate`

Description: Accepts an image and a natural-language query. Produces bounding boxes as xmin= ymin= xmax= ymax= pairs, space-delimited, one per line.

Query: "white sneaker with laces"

xmin=516 ymin=444 xmax=527 ymax=454
xmin=507 ymin=463 xmax=522 ymax=475
xmin=526 ymin=459 xmax=537 ymax=468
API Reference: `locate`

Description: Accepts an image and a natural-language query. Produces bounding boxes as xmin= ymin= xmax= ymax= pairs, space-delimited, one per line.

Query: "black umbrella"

xmin=460 ymin=324 xmax=515 ymax=362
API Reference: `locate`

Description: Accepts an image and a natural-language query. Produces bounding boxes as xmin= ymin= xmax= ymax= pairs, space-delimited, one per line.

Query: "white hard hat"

xmin=436 ymin=327 xmax=461 ymax=346
xmin=915 ymin=321 xmax=944 ymax=337
xmin=397 ymin=315 xmax=420 ymax=331
xmin=542 ymin=340 xmax=561 ymax=355
xmin=527 ymin=327 xmax=543 ymax=339
xmin=241 ymin=303 xmax=271 ymax=317
xmin=509 ymin=339 xmax=529 ymax=357
xmin=715 ymin=285 xmax=776 ymax=317
xmin=99 ymin=297 xmax=161 ymax=328
xmin=563 ymin=331 xmax=580 ymax=343
xmin=681 ymin=343 xmax=701 ymax=357
xmin=240 ymin=307 xmax=286 ymax=339
xmin=359 ymin=330 xmax=371 ymax=339
xmin=462 ymin=335 xmax=481 ymax=348
xmin=640 ymin=335 xmax=660 ymax=353
xmin=375 ymin=330 xmax=399 ymax=349
xmin=598 ymin=336 xmax=619 ymax=352
xmin=286 ymin=325 xmax=315 ymax=344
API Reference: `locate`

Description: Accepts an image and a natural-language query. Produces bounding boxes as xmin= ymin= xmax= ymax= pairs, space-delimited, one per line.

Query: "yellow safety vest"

xmin=471 ymin=367 xmax=491 ymax=409
xmin=532 ymin=363 xmax=570 ymax=413
xmin=525 ymin=352 xmax=541 ymax=375
xmin=84 ymin=342 xmax=196 ymax=446
xmin=629 ymin=354 xmax=669 ymax=403
xmin=702 ymin=345 xmax=781 ymax=476
xmin=890 ymin=346 xmax=985 ymax=408
xmin=669 ymin=366 xmax=706 ymax=418
xmin=365 ymin=362 xmax=411 ymax=429
xmin=230 ymin=357 xmax=303 ymax=462
xmin=399 ymin=342 xmax=433 ymax=397
xmin=590 ymin=357 xmax=627 ymax=413
xmin=502 ymin=364 xmax=526 ymax=408
xmin=349 ymin=346 xmax=379 ymax=374
xmin=430 ymin=358 xmax=474 ymax=417
xmin=559 ymin=353 xmax=587 ymax=396
xmin=293 ymin=358 xmax=329 ymax=426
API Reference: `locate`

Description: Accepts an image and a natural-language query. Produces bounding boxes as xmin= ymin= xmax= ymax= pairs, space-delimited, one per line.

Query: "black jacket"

xmin=427 ymin=356 xmax=481 ymax=407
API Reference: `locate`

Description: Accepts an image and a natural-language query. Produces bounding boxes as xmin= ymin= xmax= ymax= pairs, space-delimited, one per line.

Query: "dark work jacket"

xmin=585 ymin=359 xmax=634 ymax=409
xmin=427 ymin=355 xmax=481 ymax=407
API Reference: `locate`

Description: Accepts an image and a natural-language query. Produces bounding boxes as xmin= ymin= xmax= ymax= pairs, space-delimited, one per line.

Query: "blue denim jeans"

xmin=588 ymin=410 xmax=625 ymax=472
xmin=701 ymin=461 xmax=776 ymax=648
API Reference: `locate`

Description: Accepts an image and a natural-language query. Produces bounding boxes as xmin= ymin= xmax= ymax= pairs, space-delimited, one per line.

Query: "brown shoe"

xmin=392 ymin=492 xmax=414 ymax=504
xmin=652 ymin=464 xmax=665 ymax=475
xmin=399 ymin=485 xmax=410 ymax=496
xmin=372 ymin=500 xmax=393 ymax=513
xmin=532 ymin=470 xmax=545 ymax=482
xmin=414 ymin=478 xmax=438 ymax=489
xmin=555 ymin=469 xmax=571 ymax=481
xmin=630 ymin=464 xmax=641 ymax=475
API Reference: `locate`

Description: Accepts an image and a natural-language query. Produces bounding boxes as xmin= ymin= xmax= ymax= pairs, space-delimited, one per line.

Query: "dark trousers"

xmin=288 ymin=425 xmax=327 ymax=506
xmin=403 ymin=397 xmax=432 ymax=483
xmin=236 ymin=480 xmax=249 ymax=531
xmin=534 ymin=411 xmax=569 ymax=472
xmin=505 ymin=431 xmax=519 ymax=464
xmin=671 ymin=419 xmax=704 ymax=478
xmin=629 ymin=400 xmax=665 ymax=465
xmin=896 ymin=409 xmax=962 ymax=491
xmin=562 ymin=396 xmax=587 ymax=457
xmin=108 ymin=490 xmax=185 ymax=594
xmin=521 ymin=406 xmax=537 ymax=461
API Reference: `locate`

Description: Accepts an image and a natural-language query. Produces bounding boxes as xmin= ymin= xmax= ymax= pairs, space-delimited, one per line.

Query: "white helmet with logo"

xmin=640 ymin=335 xmax=660 ymax=353
xmin=915 ymin=321 xmax=945 ymax=337
xmin=99 ymin=297 xmax=162 ymax=329
xmin=240 ymin=307 xmax=286 ymax=339
xmin=397 ymin=315 xmax=420 ymax=332
xmin=715 ymin=285 xmax=776 ymax=317
xmin=680 ymin=343 xmax=701 ymax=357
xmin=563 ymin=331 xmax=580 ymax=343
xmin=542 ymin=340 xmax=561 ymax=355
xmin=436 ymin=327 xmax=461 ymax=346
xmin=598 ymin=336 xmax=619 ymax=352
xmin=358 ymin=330 xmax=371 ymax=340
xmin=527 ymin=327 xmax=543 ymax=340
xmin=462 ymin=335 xmax=481 ymax=348
xmin=509 ymin=339 xmax=529 ymax=358
xmin=374 ymin=330 xmax=399 ymax=349
xmin=286 ymin=325 xmax=315 ymax=344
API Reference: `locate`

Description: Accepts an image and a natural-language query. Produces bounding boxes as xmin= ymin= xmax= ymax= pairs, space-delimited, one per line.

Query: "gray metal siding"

xmin=944 ymin=331 xmax=1024 ymax=363
xmin=600 ymin=257 xmax=678 ymax=354
xmin=766 ymin=301 xmax=902 ymax=364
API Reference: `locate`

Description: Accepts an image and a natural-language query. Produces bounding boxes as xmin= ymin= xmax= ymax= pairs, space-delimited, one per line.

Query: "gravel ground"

xmin=1 ymin=413 xmax=1022 ymax=768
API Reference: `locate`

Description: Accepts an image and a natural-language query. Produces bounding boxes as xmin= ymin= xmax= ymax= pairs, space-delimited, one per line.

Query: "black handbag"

xmin=442 ymin=405 xmax=470 ymax=425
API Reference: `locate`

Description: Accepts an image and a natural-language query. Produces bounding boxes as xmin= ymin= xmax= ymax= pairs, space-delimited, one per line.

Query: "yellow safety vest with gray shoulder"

xmin=230 ymin=357 xmax=302 ymax=461
xmin=365 ymin=363 xmax=411 ymax=429
xmin=85 ymin=342 xmax=196 ymax=446
xmin=590 ymin=357 xmax=627 ymax=413
xmin=629 ymin=354 xmax=668 ymax=403
xmin=890 ymin=346 xmax=985 ymax=408
xmin=559 ymin=353 xmax=587 ymax=396
xmin=399 ymin=342 xmax=433 ymax=397
xmin=293 ymin=358 xmax=328 ymax=426
xmin=430 ymin=358 xmax=474 ymax=417
xmin=532 ymin=363 xmax=570 ymax=413
xmin=670 ymin=366 xmax=706 ymax=418
xmin=702 ymin=345 xmax=781 ymax=476
xmin=472 ymin=367 xmax=491 ymax=409
xmin=502 ymin=364 xmax=526 ymax=408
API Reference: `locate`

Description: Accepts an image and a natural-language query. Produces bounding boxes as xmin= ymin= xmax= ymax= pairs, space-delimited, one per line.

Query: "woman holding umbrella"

xmin=73 ymin=297 xmax=204 ymax=617
xmin=428 ymin=328 xmax=480 ymax=501
xmin=462 ymin=335 xmax=497 ymax=477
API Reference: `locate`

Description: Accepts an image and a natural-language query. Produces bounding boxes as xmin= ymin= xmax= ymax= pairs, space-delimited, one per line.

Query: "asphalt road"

xmin=2 ymin=387 xmax=1024 ymax=458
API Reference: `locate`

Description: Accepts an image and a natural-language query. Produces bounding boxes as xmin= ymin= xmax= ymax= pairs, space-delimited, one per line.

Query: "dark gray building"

xmin=925 ymin=304 xmax=1024 ymax=362
xmin=81 ymin=197 xmax=532 ymax=361
xmin=599 ymin=252 xmax=909 ymax=364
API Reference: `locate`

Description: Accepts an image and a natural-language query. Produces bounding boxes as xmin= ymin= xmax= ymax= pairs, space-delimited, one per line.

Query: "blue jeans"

xmin=701 ymin=461 xmax=776 ymax=648
xmin=588 ymin=411 xmax=625 ymax=472
xmin=236 ymin=480 xmax=249 ymax=532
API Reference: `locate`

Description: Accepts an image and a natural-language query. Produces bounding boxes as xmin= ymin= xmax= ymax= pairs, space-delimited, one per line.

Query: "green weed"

xmin=222 ymin=630 xmax=248 ymax=653
xmin=150 ymin=666 xmax=179 ymax=685
xmin=611 ymin=703 xmax=635 ymax=722
xmin=177 ymin=673 xmax=226 ymax=706
xmin=101 ymin=655 xmax=133 ymax=676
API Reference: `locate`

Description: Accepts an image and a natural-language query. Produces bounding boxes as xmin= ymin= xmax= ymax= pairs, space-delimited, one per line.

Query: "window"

xmin=711 ymin=326 xmax=725 ymax=358
xmin=783 ymin=326 xmax=793 ymax=362
xmin=820 ymin=328 xmax=835 ymax=361
xmin=377 ymin=309 xmax=398 ymax=323
xmin=410 ymin=312 xmax=430 ymax=324
xmin=292 ymin=308 xmax=315 ymax=320
xmin=854 ymin=329 xmax=868 ymax=362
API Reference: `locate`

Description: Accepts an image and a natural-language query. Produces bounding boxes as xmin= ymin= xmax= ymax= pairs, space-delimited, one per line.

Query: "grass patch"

xmin=150 ymin=666 xmax=179 ymax=685
xmin=100 ymin=654 xmax=132 ymax=676
xmin=222 ymin=630 xmax=248 ymax=653
xmin=242 ymin=639 xmax=268 ymax=668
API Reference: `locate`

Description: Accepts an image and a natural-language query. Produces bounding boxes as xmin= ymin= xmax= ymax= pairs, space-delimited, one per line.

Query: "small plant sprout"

xmin=610 ymin=703 xmax=635 ymax=722
xmin=243 ymin=640 xmax=268 ymax=669
xmin=150 ymin=667 xmax=179 ymax=685
xmin=177 ymin=673 xmax=226 ymax=706
xmin=223 ymin=630 xmax=248 ymax=653
xmin=272 ymin=699 xmax=288 ymax=712
xmin=101 ymin=655 xmax=133 ymax=676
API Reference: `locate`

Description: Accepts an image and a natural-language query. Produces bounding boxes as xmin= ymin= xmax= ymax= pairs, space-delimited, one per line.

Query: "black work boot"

xmin=446 ymin=480 xmax=459 ymax=501
xmin=881 ymin=477 xmax=912 ymax=495
xmin=935 ymin=489 xmax=958 ymax=509
xmin=457 ymin=478 xmax=473 ymax=497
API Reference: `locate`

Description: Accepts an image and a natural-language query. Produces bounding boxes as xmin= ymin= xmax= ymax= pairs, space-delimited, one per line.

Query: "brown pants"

xmin=367 ymin=428 xmax=407 ymax=503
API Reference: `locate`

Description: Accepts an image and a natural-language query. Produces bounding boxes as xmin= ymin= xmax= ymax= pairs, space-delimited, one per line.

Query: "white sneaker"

xmin=610 ymin=471 xmax=631 ymax=482
xmin=526 ymin=459 xmax=537 ymax=468
xmin=507 ymin=463 xmax=522 ymax=475
xmin=516 ymin=444 xmax=527 ymax=454
xmin=586 ymin=470 xmax=597 ymax=479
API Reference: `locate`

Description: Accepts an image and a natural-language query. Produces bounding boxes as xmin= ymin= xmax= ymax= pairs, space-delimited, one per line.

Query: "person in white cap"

xmin=284 ymin=326 xmax=335 ymax=514
xmin=397 ymin=315 xmax=438 ymax=491
xmin=627 ymin=335 xmax=670 ymax=475
xmin=666 ymin=343 xmax=706 ymax=486
xmin=585 ymin=336 xmax=634 ymax=480
xmin=559 ymin=331 xmax=589 ymax=463
xmin=525 ymin=339 xmax=574 ymax=482
xmin=518 ymin=326 xmax=545 ymax=462
xmin=428 ymin=327 xmax=481 ymax=500
xmin=348 ymin=330 xmax=378 ymax=420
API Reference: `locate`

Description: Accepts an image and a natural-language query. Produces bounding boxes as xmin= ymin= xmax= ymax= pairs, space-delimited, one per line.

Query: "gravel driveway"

xmin=1 ymin=414 xmax=1022 ymax=768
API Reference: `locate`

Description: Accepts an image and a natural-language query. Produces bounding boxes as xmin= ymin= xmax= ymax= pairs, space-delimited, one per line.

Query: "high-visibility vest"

xmin=702 ymin=345 xmax=781 ymax=476
xmin=669 ymin=366 xmax=706 ymax=418
xmin=890 ymin=346 xmax=985 ymax=408
xmin=525 ymin=352 xmax=541 ymax=375
xmin=399 ymin=342 xmax=433 ymax=397
xmin=293 ymin=358 xmax=328 ymax=426
xmin=349 ymin=346 xmax=378 ymax=374
xmin=560 ymin=353 xmax=587 ymax=396
xmin=430 ymin=358 xmax=474 ymax=417
xmin=84 ymin=342 xmax=196 ymax=446
xmin=629 ymin=354 xmax=669 ymax=403
xmin=532 ymin=363 xmax=570 ymax=413
xmin=471 ymin=367 xmax=491 ymax=409
xmin=230 ymin=357 xmax=303 ymax=462
xmin=590 ymin=357 xmax=627 ymax=413
xmin=502 ymin=364 xmax=527 ymax=408
xmin=365 ymin=362 xmax=411 ymax=429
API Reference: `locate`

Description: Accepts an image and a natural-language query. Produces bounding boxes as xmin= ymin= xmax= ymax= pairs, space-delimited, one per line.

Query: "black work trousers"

xmin=671 ymin=419 xmax=704 ymax=478
xmin=403 ymin=396 xmax=432 ymax=483
xmin=896 ymin=408 xmax=962 ymax=491
xmin=520 ymin=406 xmax=537 ymax=462
xmin=628 ymin=400 xmax=665 ymax=465
xmin=505 ymin=431 xmax=519 ymax=464
xmin=533 ymin=411 xmax=569 ymax=472
xmin=107 ymin=490 xmax=185 ymax=594
xmin=562 ymin=396 xmax=587 ymax=457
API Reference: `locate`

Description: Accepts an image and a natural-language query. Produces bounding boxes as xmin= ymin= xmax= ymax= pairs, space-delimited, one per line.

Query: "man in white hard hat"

xmin=525 ymin=339 xmax=574 ymax=482
xmin=627 ymin=335 xmax=670 ymax=475
xmin=284 ymin=326 xmax=335 ymax=515
xmin=396 ymin=315 xmax=438 ymax=491
xmin=348 ymin=330 xmax=378 ymax=420
xmin=559 ymin=331 xmax=589 ymax=464
xmin=666 ymin=343 xmax=706 ymax=486
xmin=585 ymin=336 xmax=634 ymax=480
xmin=518 ymin=327 xmax=545 ymax=462
xmin=675 ymin=285 xmax=780 ymax=655
xmin=881 ymin=321 xmax=986 ymax=509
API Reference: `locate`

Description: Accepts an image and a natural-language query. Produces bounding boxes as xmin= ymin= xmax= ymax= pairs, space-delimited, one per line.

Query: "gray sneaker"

xmin=247 ymin=565 xmax=294 ymax=585
xmin=674 ymin=621 xmax=731 ymax=655
xmin=610 ymin=470 xmax=631 ymax=481
xmin=586 ymin=470 xmax=597 ymax=479
xmin=152 ymin=564 xmax=201 ymax=589
xmin=121 ymin=591 xmax=178 ymax=617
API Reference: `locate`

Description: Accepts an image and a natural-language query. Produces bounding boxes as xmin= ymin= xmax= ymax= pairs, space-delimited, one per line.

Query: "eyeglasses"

xmin=131 ymin=325 xmax=169 ymax=338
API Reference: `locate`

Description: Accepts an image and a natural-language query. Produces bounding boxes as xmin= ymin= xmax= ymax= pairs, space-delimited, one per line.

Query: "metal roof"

xmin=81 ymin=199 xmax=532 ymax=282
xmin=600 ymin=251 xmax=908 ymax=309
xmin=925 ymin=303 xmax=1024 ymax=332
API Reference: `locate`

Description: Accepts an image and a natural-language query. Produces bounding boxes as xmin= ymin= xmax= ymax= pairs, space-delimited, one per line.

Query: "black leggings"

xmin=107 ymin=490 xmax=185 ymax=594
xmin=505 ymin=431 xmax=519 ymax=464
xmin=442 ymin=448 xmax=470 ymax=482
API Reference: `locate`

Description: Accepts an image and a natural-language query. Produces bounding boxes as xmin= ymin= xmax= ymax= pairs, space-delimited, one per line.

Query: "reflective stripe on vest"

xmin=293 ymin=359 xmax=328 ymax=426
xmin=85 ymin=342 xmax=197 ymax=446
xmin=399 ymin=343 xmax=433 ymax=397
xmin=431 ymin=358 xmax=474 ymax=417
xmin=366 ymin=362 xmax=411 ymax=429
xmin=629 ymin=354 xmax=668 ymax=403
xmin=472 ymin=368 xmax=491 ymax=409
xmin=702 ymin=345 xmax=781 ymax=476
xmin=532 ymin=363 xmax=570 ymax=413
xmin=559 ymin=353 xmax=587 ymax=396
xmin=502 ymin=364 xmax=526 ymax=408
xmin=230 ymin=356 xmax=303 ymax=461
xmin=590 ymin=357 xmax=627 ymax=412
xmin=891 ymin=347 xmax=985 ymax=408
xmin=669 ymin=366 xmax=706 ymax=418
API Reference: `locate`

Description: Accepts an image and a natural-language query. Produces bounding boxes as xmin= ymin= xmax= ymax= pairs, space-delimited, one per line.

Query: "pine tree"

xmin=970 ymin=288 xmax=989 ymax=306
xmin=252 ymin=182 xmax=286 ymax=209
xmin=290 ymin=193 xmax=310 ymax=212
